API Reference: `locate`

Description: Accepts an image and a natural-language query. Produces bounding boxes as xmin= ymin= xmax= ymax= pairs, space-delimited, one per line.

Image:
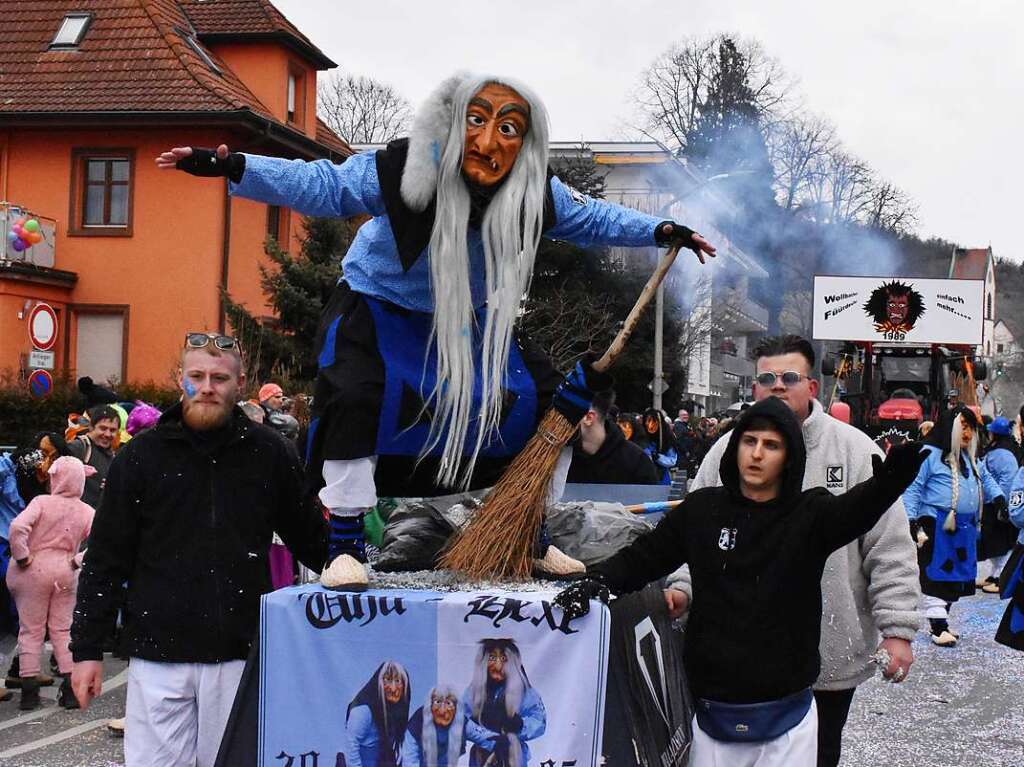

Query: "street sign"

xmin=28 ymin=302 xmax=58 ymax=351
xmin=28 ymin=369 xmax=53 ymax=398
xmin=647 ymin=378 xmax=670 ymax=394
xmin=28 ymin=350 xmax=55 ymax=370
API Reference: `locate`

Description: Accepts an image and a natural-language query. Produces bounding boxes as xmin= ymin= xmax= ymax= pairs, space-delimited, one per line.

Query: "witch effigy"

xmin=158 ymin=72 xmax=715 ymax=588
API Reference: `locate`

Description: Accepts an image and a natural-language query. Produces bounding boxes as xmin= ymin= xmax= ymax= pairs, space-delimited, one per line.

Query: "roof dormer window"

xmin=51 ymin=13 xmax=92 ymax=49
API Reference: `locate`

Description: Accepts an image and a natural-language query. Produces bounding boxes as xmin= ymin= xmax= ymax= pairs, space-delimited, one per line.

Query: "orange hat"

xmin=258 ymin=383 xmax=283 ymax=403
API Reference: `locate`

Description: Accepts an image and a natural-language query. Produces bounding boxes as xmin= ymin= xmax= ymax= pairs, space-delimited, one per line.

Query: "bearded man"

xmin=157 ymin=72 xmax=715 ymax=587
xmin=69 ymin=333 xmax=328 ymax=767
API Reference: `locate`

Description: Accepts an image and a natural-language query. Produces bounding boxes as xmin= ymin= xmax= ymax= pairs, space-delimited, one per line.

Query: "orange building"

xmin=0 ymin=0 xmax=351 ymax=386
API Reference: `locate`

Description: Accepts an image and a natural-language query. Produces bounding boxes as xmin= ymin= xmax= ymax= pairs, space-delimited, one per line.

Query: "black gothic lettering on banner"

xmin=304 ymin=592 xmax=407 ymax=630
xmin=463 ymin=594 xmax=578 ymax=635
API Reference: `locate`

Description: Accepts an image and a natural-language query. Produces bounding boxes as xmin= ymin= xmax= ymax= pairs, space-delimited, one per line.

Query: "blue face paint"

xmin=183 ymin=379 xmax=197 ymax=398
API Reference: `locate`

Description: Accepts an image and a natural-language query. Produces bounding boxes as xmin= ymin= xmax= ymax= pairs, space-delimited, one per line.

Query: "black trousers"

xmin=813 ymin=687 xmax=856 ymax=767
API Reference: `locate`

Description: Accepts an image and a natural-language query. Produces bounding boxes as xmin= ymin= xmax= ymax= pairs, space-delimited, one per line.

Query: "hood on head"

xmin=48 ymin=455 xmax=95 ymax=498
xmin=926 ymin=405 xmax=977 ymax=456
xmin=720 ymin=396 xmax=806 ymax=502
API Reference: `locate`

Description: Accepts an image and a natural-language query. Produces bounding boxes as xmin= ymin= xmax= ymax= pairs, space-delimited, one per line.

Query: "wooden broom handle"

xmin=593 ymin=244 xmax=682 ymax=373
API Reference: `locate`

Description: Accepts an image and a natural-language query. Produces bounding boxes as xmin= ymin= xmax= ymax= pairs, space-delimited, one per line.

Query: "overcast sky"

xmin=277 ymin=0 xmax=1023 ymax=261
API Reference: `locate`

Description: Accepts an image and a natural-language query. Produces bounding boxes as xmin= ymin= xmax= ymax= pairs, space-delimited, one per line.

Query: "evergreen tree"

xmin=224 ymin=216 xmax=355 ymax=386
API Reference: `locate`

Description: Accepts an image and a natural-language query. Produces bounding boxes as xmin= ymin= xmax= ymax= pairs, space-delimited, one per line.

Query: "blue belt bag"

xmin=695 ymin=687 xmax=813 ymax=743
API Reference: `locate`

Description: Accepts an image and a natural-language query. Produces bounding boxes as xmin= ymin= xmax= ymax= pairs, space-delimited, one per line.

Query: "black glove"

xmin=490 ymin=734 xmax=511 ymax=762
xmin=553 ymin=576 xmax=610 ymax=621
xmin=175 ymin=147 xmax=246 ymax=182
xmin=507 ymin=714 xmax=524 ymax=734
xmin=654 ymin=221 xmax=700 ymax=253
xmin=871 ymin=440 xmax=926 ymax=488
xmin=552 ymin=356 xmax=614 ymax=425
xmin=993 ymin=495 xmax=1009 ymax=522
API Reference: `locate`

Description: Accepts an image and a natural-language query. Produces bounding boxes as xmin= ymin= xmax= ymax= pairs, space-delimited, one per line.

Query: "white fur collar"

xmin=400 ymin=72 xmax=471 ymax=212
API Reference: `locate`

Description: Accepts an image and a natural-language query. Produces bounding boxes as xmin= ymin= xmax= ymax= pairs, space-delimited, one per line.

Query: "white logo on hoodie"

xmin=718 ymin=527 xmax=737 ymax=551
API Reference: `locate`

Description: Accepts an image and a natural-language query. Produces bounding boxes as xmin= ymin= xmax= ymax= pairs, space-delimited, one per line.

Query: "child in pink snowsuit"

xmin=6 ymin=456 xmax=95 ymax=708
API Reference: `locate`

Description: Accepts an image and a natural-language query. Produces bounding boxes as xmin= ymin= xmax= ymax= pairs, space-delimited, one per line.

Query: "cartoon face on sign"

xmin=863 ymin=280 xmax=925 ymax=336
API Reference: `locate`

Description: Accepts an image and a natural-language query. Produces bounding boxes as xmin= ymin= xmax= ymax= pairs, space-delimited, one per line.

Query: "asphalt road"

xmin=0 ymin=591 xmax=1019 ymax=766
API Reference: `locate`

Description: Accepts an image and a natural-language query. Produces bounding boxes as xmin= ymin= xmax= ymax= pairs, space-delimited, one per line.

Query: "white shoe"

xmin=533 ymin=545 xmax=585 ymax=576
xmin=320 ymin=554 xmax=369 ymax=591
xmin=107 ymin=718 xmax=125 ymax=737
xmin=931 ymin=630 xmax=958 ymax=647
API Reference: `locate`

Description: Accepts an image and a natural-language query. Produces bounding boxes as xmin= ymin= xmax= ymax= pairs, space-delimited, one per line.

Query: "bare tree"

xmin=630 ymin=34 xmax=797 ymax=151
xmin=317 ymin=73 xmax=412 ymax=144
xmin=520 ymin=283 xmax=618 ymax=371
xmin=863 ymin=179 xmax=918 ymax=235
xmin=767 ymin=114 xmax=837 ymax=211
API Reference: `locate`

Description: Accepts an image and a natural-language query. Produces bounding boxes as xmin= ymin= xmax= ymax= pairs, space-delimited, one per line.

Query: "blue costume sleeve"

xmin=462 ymin=694 xmax=498 ymax=750
xmin=655 ymin=447 xmax=678 ymax=469
xmin=517 ymin=687 xmax=547 ymax=741
xmin=229 ymin=152 xmax=386 ymax=219
xmin=544 ymin=176 xmax=660 ymax=248
xmin=984 ymin=449 xmax=1017 ymax=497
xmin=345 ymin=705 xmax=375 ymax=767
xmin=979 ymin=460 xmax=1005 ymax=503
xmin=901 ymin=448 xmax=933 ymax=520
xmin=1009 ymin=468 xmax=1024 ymax=531
xmin=403 ymin=727 xmax=422 ymax=767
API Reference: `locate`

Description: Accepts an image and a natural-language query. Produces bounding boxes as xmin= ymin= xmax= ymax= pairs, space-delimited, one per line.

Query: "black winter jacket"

xmin=567 ymin=420 xmax=660 ymax=485
xmin=591 ymin=397 xmax=914 ymax=704
xmin=71 ymin=403 xmax=327 ymax=663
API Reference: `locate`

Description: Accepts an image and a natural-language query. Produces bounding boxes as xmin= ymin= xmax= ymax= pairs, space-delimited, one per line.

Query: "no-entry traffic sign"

xmin=28 ymin=302 xmax=58 ymax=351
xmin=28 ymin=369 xmax=53 ymax=398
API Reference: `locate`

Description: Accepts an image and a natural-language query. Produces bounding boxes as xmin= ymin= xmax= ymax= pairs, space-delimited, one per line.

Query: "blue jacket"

xmin=984 ymin=446 xmax=1018 ymax=498
xmin=230 ymin=150 xmax=661 ymax=314
xmin=1005 ymin=468 xmax=1024 ymax=544
xmin=903 ymin=444 xmax=1003 ymax=523
xmin=644 ymin=443 xmax=678 ymax=485
xmin=347 ymin=704 xmax=400 ymax=767
xmin=462 ymin=684 xmax=546 ymax=767
xmin=0 ymin=453 xmax=26 ymax=541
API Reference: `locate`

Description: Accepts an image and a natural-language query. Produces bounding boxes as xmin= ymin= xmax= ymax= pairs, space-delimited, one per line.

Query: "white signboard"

xmin=813 ymin=276 xmax=984 ymax=345
xmin=28 ymin=350 xmax=55 ymax=370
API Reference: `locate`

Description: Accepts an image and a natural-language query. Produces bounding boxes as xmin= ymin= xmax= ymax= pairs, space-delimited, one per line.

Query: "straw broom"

xmin=440 ymin=244 xmax=683 ymax=579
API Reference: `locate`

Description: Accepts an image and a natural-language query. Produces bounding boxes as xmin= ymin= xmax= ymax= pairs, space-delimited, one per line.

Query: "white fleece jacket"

xmin=666 ymin=399 xmax=921 ymax=691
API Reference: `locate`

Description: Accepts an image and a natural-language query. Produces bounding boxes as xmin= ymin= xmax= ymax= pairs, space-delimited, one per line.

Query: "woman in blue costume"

xmin=997 ymin=463 xmax=1024 ymax=650
xmin=903 ymin=406 xmax=1005 ymax=646
xmin=403 ymin=684 xmax=466 ymax=767
xmin=978 ymin=416 xmax=1020 ymax=592
xmin=157 ymin=73 xmax=715 ymax=586
xmin=346 ymin=660 xmax=411 ymax=767
xmin=462 ymin=639 xmax=544 ymax=767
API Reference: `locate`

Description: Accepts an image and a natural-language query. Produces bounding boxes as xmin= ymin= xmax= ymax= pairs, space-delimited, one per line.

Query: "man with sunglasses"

xmin=70 ymin=333 xmax=327 ymax=767
xmin=665 ymin=335 xmax=920 ymax=767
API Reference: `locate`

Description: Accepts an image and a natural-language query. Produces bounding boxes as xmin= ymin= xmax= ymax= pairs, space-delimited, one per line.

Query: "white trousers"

xmin=689 ymin=699 xmax=818 ymax=767
xmin=921 ymin=594 xmax=950 ymax=620
xmin=318 ymin=448 xmax=573 ymax=510
xmin=125 ymin=658 xmax=245 ymax=767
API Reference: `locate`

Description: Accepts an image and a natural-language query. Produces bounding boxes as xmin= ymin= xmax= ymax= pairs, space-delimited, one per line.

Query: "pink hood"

xmin=47 ymin=456 xmax=96 ymax=499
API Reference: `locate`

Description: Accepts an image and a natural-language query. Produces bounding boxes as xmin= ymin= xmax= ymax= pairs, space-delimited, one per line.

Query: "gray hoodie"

xmin=666 ymin=399 xmax=921 ymax=690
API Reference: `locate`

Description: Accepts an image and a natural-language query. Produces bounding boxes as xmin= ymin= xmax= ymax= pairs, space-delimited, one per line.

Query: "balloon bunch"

xmin=7 ymin=217 xmax=42 ymax=253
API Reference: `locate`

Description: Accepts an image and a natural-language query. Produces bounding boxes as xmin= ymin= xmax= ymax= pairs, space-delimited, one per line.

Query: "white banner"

xmin=259 ymin=586 xmax=610 ymax=767
xmin=812 ymin=276 xmax=984 ymax=345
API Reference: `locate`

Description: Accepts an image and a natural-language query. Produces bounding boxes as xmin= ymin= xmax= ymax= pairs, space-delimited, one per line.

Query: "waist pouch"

xmin=695 ymin=687 xmax=813 ymax=743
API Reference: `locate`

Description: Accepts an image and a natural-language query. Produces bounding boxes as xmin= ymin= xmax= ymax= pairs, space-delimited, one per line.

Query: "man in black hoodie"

xmin=555 ymin=397 xmax=924 ymax=766
xmin=566 ymin=391 xmax=660 ymax=486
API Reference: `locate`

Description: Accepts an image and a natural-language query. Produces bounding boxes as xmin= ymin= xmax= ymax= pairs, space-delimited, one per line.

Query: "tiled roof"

xmin=315 ymin=118 xmax=349 ymax=157
xmin=951 ymin=247 xmax=991 ymax=280
xmin=0 ymin=0 xmax=349 ymax=158
xmin=0 ymin=0 xmax=270 ymax=115
xmin=179 ymin=0 xmax=335 ymax=68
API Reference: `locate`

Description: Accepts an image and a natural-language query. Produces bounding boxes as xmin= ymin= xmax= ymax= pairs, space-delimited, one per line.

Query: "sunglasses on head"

xmin=755 ymin=371 xmax=807 ymax=387
xmin=185 ymin=332 xmax=238 ymax=351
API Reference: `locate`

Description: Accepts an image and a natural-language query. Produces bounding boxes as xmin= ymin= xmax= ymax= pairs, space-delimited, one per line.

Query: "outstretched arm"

xmin=156 ymin=144 xmax=385 ymax=219
xmin=812 ymin=442 xmax=926 ymax=554
xmin=544 ymin=177 xmax=715 ymax=263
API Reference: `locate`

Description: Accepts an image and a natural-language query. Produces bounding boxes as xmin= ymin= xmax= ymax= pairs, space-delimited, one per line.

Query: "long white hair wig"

xmin=402 ymin=73 xmax=551 ymax=489
xmin=420 ymin=684 xmax=465 ymax=767
xmin=943 ymin=412 xmax=982 ymax=533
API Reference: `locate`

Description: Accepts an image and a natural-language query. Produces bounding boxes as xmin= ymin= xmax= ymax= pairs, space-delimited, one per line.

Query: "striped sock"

xmin=328 ymin=513 xmax=366 ymax=563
